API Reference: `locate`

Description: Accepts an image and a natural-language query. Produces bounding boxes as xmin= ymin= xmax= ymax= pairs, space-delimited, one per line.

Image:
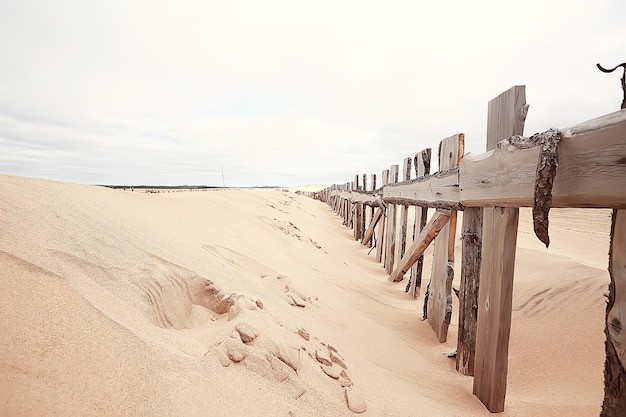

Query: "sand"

xmin=0 ymin=174 xmax=610 ymax=416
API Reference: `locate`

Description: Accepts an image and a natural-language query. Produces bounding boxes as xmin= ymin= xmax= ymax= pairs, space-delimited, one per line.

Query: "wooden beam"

xmin=473 ymin=85 xmax=527 ymax=413
xmin=396 ymin=157 xmax=413 ymax=281
xmin=602 ymin=209 xmax=626 ymax=415
xmin=427 ymin=133 xmax=463 ymax=342
xmin=384 ymin=165 xmax=399 ymax=274
xmin=389 ymin=210 xmax=452 ymax=282
xmin=376 ymin=170 xmax=389 ymax=263
xmin=362 ymin=208 xmax=383 ymax=246
xmin=409 ymin=148 xmax=432 ymax=299
xmin=456 ymin=207 xmax=483 ymax=376
xmin=353 ymin=175 xmax=361 ymax=240
xmin=461 ymin=108 xmax=626 ymax=209
xmin=382 ymin=170 xmax=459 ymax=208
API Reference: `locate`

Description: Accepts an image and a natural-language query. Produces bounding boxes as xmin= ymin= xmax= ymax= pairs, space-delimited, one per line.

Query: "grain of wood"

xmin=473 ymin=85 xmax=526 ymax=413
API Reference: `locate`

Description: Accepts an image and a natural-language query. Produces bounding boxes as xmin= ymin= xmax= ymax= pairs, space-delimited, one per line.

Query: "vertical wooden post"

xmin=473 ymin=85 xmax=527 ymax=413
xmin=395 ymin=157 xmax=412 ymax=280
xmin=362 ymin=175 xmax=367 ymax=236
xmin=376 ymin=170 xmax=389 ymax=263
xmin=456 ymin=206 xmax=483 ymax=375
xmin=354 ymin=175 xmax=362 ymax=240
xmin=384 ymin=165 xmax=399 ymax=274
xmin=409 ymin=149 xmax=431 ymax=299
xmin=369 ymin=174 xmax=376 ymax=248
xmin=427 ymin=134 xmax=463 ymax=342
xmin=601 ymin=211 xmax=626 ymax=416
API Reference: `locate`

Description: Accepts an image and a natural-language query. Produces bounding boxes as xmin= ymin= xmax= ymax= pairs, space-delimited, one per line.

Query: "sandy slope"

xmin=0 ymin=175 xmax=610 ymax=416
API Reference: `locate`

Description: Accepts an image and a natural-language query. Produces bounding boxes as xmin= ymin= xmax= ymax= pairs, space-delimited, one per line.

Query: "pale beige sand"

xmin=0 ymin=174 xmax=609 ymax=416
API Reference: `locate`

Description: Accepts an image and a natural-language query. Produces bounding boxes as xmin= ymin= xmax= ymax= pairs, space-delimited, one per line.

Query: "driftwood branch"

xmin=503 ymin=128 xmax=562 ymax=247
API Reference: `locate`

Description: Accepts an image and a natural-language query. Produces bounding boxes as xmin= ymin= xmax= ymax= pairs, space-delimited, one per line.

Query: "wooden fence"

xmin=303 ymin=86 xmax=626 ymax=413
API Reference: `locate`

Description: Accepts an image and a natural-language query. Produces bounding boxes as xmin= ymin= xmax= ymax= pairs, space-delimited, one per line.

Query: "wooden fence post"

xmin=354 ymin=175 xmax=362 ymax=240
xmin=602 ymin=209 xmax=626 ymax=415
xmin=362 ymin=174 xmax=368 ymax=239
xmin=384 ymin=165 xmax=399 ymax=274
xmin=473 ymin=85 xmax=527 ymax=412
xmin=395 ymin=157 xmax=412 ymax=279
xmin=456 ymin=206 xmax=483 ymax=375
xmin=409 ymin=148 xmax=431 ymax=299
xmin=376 ymin=170 xmax=389 ymax=263
xmin=426 ymin=134 xmax=464 ymax=342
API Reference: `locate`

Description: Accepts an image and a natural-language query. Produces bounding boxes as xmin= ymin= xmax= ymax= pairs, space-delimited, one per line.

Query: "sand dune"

xmin=0 ymin=175 xmax=610 ymax=416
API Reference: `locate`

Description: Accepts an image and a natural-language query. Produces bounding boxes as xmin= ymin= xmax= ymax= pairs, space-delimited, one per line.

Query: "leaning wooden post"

xmin=426 ymin=133 xmax=463 ymax=342
xmin=396 ymin=157 xmax=412 ymax=278
xmin=473 ymin=85 xmax=527 ymax=413
xmin=408 ymin=148 xmax=432 ymax=299
xmin=384 ymin=165 xmax=399 ymax=274
xmin=376 ymin=170 xmax=389 ymax=263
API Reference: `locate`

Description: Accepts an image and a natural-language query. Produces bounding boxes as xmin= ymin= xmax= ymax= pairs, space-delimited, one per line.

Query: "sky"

xmin=0 ymin=0 xmax=624 ymax=187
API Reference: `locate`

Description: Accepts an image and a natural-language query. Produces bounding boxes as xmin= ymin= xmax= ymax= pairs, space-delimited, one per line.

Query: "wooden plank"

xmin=362 ymin=208 xmax=384 ymax=246
xmin=395 ymin=157 xmax=412 ymax=281
xmin=602 ymin=209 xmax=626 ymax=414
xmin=461 ymin=108 xmax=626 ymax=209
xmin=473 ymin=85 xmax=527 ymax=413
xmin=456 ymin=207 xmax=483 ymax=376
xmin=427 ymin=133 xmax=463 ymax=342
xmin=353 ymin=175 xmax=362 ymax=240
xmin=376 ymin=170 xmax=389 ymax=263
xmin=361 ymin=174 xmax=368 ymax=240
xmin=409 ymin=149 xmax=431 ymax=299
xmin=382 ymin=170 xmax=459 ymax=207
xmin=389 ymin=210 xmax=451 ymax=283
xmin=369 ymin=173 xmax=376 ymax=248
xmin=384 ymin=165 xmax=399 ymax=274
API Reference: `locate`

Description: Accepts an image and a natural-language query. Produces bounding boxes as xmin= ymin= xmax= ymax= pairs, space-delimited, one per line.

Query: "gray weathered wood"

xmin=383 ymin=170 xmax=459 ymax=207
xmin=473 ymin=85 xmax=526 ymax=413
xmin=384 ymin=165 xmax=399 ymax=274
xmin=409 ymin=148 xmax=431 ymax=299
xmin=461 ymin=109 xmax=626 ymax=209
xmin=389 ymin=210 xmax=451 ymax=283
xmin=376 ymin=170 xmax=389 ymax=263
xmin=456 ymin=207 xmax=483 ymax=376
xmin=427 ymin=134 xmax=463 ymax=342
xmin=362 ymin=208 xmax=384 ymax=246
xmin=602 ymin=209 xmax=626 ymax=416
xmin=395 ymin=157 xmax=412 ymax=281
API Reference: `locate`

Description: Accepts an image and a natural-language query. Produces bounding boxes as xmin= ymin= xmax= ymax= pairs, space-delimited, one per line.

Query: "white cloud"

xmin=0 ymin=0 xmax=624 ymax=186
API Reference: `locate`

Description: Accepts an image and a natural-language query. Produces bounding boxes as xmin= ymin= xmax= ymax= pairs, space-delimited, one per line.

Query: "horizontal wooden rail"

xmin=460 ymin=109 xmax=626 ymax=208
xmin=323 ymin=109 xmax=626 ymax=210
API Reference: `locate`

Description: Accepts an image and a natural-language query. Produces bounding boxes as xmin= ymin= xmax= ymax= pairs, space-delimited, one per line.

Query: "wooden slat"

xmin=603 ymin=209 xmax=626 ymax=413
xmin=362 ymin=208 xmax=383 ymax=246
xmin=473 ymin=85 xmax=526 ymax=413
xmin=376 ymin=170 xmax=389 ymax=263
xmin=409 ymin=148 xmax=431 ymax=299
xmin=353 ymin=175 xmax=361 ymax=240
xmin=382 ymin=170 xmax=459 ymax=207
xmin=389 ymin=210 xmax=451 ymax=283
xmin=456 ymin=207 xmax=483 ymax=375
xmin=384 ymin=165 xmax=399 ymax=274
xmin=461 ymin=108 xmax=626 ymax=208
xmin=427 ymin=134 xmax=463 ymax=342
xmin=395 ymin=157 xmax=413 ymax=281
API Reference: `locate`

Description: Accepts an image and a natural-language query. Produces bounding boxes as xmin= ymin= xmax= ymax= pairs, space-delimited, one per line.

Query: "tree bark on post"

xmin=602 ymin=210 xmax=626 ymax=416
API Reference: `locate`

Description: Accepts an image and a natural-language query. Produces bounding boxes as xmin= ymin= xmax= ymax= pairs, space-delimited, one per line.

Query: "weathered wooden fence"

xmin=304 ymin=85 xmax=626 ymax=414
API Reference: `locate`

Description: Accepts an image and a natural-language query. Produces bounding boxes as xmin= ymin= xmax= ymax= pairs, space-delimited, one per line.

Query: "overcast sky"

xmin=0 ymin=0 xmax=624 ymax=187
